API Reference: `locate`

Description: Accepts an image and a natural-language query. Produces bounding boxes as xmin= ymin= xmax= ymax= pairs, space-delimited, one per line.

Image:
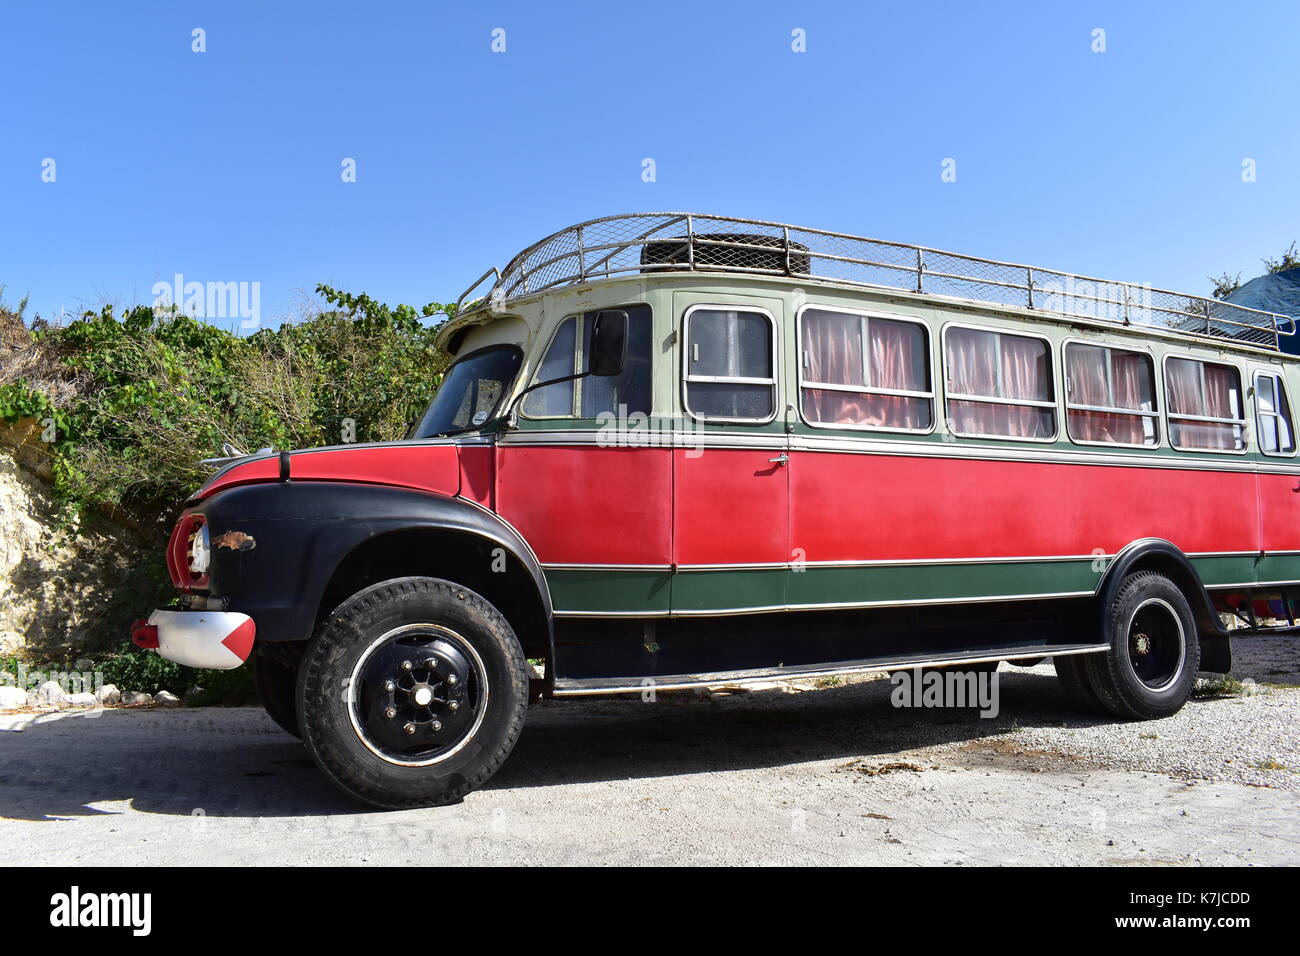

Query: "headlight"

xmin=187 ymin=523 xmax=211 ymax=575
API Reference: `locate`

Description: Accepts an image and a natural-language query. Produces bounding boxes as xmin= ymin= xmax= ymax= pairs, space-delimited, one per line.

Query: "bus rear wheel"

xmin=1053 ymin=653 xmax=1106 ymax=714
xmin=296 ymin=576 xmax=530 ymax=809
xmin=1085 ymin=571 xmax=1199 ymax=719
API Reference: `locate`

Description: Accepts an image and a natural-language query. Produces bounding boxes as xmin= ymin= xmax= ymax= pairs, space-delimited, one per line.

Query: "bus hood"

xmin=194 ymin=441 xmax=464 ymax=501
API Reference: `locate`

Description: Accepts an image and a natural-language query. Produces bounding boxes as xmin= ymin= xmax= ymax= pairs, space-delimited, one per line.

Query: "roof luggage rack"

xmin=456 ymin=213 xmax=1296 ymax=351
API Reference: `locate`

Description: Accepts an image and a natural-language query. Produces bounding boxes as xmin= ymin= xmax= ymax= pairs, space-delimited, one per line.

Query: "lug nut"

xmin=403 ymin=722 xmax=416 ymax=735
xmin=383 ymin=680 xmax=395 ymax=692
xmin=432 ymin=721 xmax=442 ymax=732
xmin=448 ymin=701 xmax=459 ymax=712
xmin=400 ymin=660 xmax=413 ymax=672
xmin=447 ymin=674 xmax=458 ymax=685
xmin=385 ymin=707 xmax=396 ymax=719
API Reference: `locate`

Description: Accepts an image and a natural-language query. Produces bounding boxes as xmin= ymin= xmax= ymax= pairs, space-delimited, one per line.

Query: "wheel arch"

xmin=1096 ymin=538 xmax=1230 ymax=673
xmin=317 ymin=522 xmax=554 ymax=670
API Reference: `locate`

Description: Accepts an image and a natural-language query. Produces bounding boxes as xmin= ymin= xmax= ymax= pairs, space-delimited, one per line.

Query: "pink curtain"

xmin=947 ymin=328 xmax=1052 ymax=438
xmin=1067 ymin=347 xmax=1152 ymax=445
xmin=1167 ymin=358 xmax=1241 ymax=450
xmin=802 ymin=313 xmax=928 ymax=429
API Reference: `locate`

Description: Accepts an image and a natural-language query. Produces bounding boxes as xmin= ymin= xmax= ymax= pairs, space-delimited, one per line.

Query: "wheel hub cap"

xmin=1126 ymin=599 xmax=1185 ymax=692
xmin=348 ymin=625 xmax=488 ymax=766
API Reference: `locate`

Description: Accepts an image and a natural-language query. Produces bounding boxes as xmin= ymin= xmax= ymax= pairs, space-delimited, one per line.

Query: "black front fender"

xmin=192 ymin=481 xmax=553 ymax=647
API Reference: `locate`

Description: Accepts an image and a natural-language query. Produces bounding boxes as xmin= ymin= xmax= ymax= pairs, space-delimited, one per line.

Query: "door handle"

xmin=768 ymin=454 xmax=790 ymax=465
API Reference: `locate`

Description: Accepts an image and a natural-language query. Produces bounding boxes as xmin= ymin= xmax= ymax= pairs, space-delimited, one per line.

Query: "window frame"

xmin=681 ymin=303 xmax=779 ymax=425
xmin=794 ymin=304 xmax=936 ymax=436
xmin=1061 ymin=338 xmax=1161 ymax=450
xmin=940 ymin=321 xmax=1059 ymax=444
xmin=519 ymin=302 xmax=651 ymax=421
xmin=1161 ymin=352 xmax=1250 ymax=456
xmin=1252 ymin=368 xmax=1297 ymax=459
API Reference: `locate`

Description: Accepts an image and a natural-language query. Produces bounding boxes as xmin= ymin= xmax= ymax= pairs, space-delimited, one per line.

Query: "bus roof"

xmin=453 ymin=213 xmax=1296 ymax=353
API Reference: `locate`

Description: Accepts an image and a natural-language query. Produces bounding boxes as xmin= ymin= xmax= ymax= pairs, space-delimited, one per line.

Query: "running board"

xmin=551 ymin=642 xmax=1108 ymax=696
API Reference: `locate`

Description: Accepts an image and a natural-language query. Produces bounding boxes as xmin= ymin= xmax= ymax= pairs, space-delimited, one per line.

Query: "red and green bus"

xmin=136 ymin=213 xmax=1299 ymax=808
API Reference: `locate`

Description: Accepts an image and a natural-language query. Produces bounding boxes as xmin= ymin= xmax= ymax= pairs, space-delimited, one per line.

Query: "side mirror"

xmin=589 ymin=310 xmax=628 ymax=377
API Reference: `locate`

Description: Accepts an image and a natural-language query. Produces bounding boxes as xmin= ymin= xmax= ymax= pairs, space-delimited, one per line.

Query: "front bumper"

xmin=132 ymin=610 xmax=255 ymax=670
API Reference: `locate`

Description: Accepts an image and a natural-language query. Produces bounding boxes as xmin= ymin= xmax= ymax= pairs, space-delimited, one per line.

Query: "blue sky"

xmin=2 ymin=0 xmax=1297 ymax=328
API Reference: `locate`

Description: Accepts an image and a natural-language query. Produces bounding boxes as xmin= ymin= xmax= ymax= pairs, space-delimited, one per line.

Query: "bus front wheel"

xmin=296 ymin=576 xmax=530 ymax=809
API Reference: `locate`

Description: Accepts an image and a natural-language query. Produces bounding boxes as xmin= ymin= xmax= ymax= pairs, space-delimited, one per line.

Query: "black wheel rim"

xmin=1125 ymin=598 xmax=1185 ymax=692
xmin=347 ymin=624 xmax=489 ymax=766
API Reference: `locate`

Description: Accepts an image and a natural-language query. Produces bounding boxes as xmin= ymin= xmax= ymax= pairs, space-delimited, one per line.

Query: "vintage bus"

xmin=134 ymin=213 xmax=1299 ymax=808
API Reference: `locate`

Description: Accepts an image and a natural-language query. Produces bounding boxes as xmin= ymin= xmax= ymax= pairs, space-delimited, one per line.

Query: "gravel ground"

xmin=0 ymin=633 xmax=1296 ymax=865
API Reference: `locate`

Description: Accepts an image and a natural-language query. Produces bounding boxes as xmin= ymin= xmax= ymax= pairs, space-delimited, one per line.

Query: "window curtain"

xmin=1067 ymin=347 xmax=1152 ymax=445
xmin=802 ymin=311 xmax=928 ymax=429
xmin=946 ymin=328 xmax=1052 ymax=438
xmin=1167 ymin=358 xmax=1240 ymax=450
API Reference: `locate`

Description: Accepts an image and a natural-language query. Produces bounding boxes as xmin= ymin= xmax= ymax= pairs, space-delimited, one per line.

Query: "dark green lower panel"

xmin=545 ymin=569 xmax=672 ymax=615
xmin=545 ymin=555 xmax=1300 ymax=617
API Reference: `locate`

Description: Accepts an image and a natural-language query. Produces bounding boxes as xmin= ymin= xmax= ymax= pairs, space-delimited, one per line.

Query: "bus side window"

xmin=1064 ymin=343 xmax=1158 ymax=446
xmin=683 ymin=308 xmax=776 ymax=423
xmin=1255 ymin=370 xmax=1297 ymax=455
xmin=523 ymin=305 xmax=652 ymax=419
xmin=799 ymin=309 xmax=933 ymax=432
xmin=1165 ymin=357 xmax=1247 ymax=452
xmin=944 ymin=326 xmax=1056 ymax=440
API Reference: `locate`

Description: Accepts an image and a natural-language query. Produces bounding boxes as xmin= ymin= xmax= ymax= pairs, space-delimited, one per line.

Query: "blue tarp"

xmin=1225 ymin=267 xmax=1300 ymax=354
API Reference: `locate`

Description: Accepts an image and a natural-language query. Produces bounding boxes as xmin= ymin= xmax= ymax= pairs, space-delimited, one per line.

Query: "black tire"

xmin=252 ymin=651 xmax=302 ymax=739
xmin=1084 ymin=571 xmax=1200 ymax=719
xmin=1053 ymin=653 xmax=1107 ymax=714
xmin=296 ymin=576 xmax=529 ymax=809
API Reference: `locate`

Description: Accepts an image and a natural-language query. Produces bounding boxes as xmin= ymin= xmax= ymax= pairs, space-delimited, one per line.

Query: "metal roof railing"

xmin=455 ymin=213 xmax=1296 ymax=351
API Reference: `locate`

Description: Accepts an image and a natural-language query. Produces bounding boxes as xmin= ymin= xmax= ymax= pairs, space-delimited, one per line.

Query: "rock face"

xmin=0 ymin=432 xmax=147 ymax=658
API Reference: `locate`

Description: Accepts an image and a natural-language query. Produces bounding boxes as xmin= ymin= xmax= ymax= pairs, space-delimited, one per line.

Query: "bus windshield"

xmin=410 ymin=345 xmax=524 ymax=438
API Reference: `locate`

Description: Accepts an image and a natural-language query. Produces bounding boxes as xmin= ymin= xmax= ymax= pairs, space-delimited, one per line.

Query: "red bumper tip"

xmin=131 ymin=620 xmax=160 ymax=650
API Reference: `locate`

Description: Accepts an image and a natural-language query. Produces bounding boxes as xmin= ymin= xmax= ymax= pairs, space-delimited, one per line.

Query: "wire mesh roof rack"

xmin=455 ymin=213 xmax=1296 ymax=351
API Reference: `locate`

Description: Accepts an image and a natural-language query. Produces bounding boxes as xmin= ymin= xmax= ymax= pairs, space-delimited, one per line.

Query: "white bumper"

xmin=146 ymin=610 xmax=255 ymax=670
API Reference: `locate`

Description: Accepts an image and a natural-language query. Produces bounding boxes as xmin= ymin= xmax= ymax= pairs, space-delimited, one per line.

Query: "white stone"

xmin=36 ymin=680 xmax=67 ymax=705
xmin=95 ymin=683 xmax=121 ymax=705
xmin=0 ymin=685 xmax=27 ymax=709
xmin=153 ymin=690 xmax=181 ymax=707
xmin=121 ymin=690 xmax=153 ymax=707
xmin=65 ymin=692 xmax=97 ymax=707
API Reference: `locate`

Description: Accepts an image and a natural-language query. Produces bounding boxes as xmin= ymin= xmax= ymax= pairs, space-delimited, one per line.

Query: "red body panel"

xmin=1258 ymin=472 xmax=1300 ymax=554
xmin=790 ymin=451 xmax=1262 ymax=560
xmin=458 ymin=443 xmax=496 ymax=508
xmin=673 ymin=448 xmax=788 ymax=565
xmin=495 ymin=445 xmax=672 ymax=564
